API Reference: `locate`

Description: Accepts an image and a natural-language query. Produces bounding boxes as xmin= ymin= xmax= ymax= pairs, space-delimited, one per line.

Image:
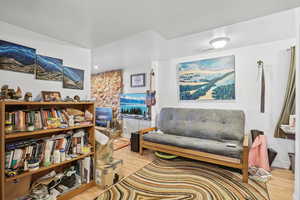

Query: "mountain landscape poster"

xmin=178 ymin=55 xmax=235 ymax=101
xmin=0 ymin=40 xmax=36 ymax=74
xmin=36 ymin=55 xmax=63 ymax=81
xmin=120 ymin=93 xmax=150 ymax=120
xmin=63 ymin=66 xmax=84 ymax=90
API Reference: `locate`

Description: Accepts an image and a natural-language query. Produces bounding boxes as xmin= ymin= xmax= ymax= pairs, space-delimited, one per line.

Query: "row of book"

xmin=5 ymin=108 xmax=69 ymax=132
xmin=5 ymin=129 xmax=91 ymax=173
xmin=5 ymin=108 xmax=93 ymax=133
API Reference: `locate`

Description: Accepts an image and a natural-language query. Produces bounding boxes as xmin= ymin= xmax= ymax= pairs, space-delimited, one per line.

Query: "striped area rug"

xmin=96 ymin=159 xmax=269 ymax=200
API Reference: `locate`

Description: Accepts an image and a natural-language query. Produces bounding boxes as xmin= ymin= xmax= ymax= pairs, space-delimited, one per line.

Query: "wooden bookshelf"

xmin=0 ymin=101 xmax=96 ymax=200
xmin=5 ymin=124 xmax=93 ymax=139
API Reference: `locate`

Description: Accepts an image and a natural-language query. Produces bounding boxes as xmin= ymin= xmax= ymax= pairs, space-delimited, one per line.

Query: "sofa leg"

xmin=242 ymin=167 xmax=248 ymax=183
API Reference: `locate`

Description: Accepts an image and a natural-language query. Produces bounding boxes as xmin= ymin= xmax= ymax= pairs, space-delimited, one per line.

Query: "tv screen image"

xmin=120 ymin=93 xmax=150 ymax=120
xmin=95 ymin=107 xmax=113 ymax=127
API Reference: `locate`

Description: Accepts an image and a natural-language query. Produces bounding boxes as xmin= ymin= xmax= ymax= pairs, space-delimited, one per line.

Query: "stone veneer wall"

xmin=91 ymin=70 xmax=123 ymax=122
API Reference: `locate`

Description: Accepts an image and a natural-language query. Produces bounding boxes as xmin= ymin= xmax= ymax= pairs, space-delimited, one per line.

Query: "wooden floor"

xmin=71 ymin=146 xmax=294 ymax=200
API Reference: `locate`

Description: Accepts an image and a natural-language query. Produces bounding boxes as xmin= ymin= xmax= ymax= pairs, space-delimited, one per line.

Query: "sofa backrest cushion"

xmin=158 ymin=107 xmax=245 ymax=142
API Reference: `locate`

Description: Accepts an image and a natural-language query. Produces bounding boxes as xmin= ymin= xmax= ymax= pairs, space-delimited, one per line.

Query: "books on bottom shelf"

xmin=17 ymin=156 xmax=94 ymax=200
xmin=5 ymin=129 xmax=92 ymax=178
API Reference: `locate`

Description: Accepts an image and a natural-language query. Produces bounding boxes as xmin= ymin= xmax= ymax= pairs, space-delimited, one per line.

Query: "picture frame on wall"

xmin=63 ymin=66 xmax=84 ymax=90
xmin=41 ymin=91 xmax=62 ymax=102
xmin=177 ymin=55 xmax=235 ymax=101
xmin=0 ymin=40 xmax=36 ymax=74
xmin=130 ymin=73 xmax=146 ymax=87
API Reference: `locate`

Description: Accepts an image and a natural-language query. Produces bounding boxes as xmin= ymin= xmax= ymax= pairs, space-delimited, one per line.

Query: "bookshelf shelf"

xmin=3 ymin=101 xmax=94 ymax=105
xmin=5 ymin=124 xmax=93 ymax=139
xmin=0 ymin=101 xmax=96 ymax=200
xmin=5 ymin=152 xmax=94 ymax=182
xmin=57 ymin=181 xmax=96 ymax=200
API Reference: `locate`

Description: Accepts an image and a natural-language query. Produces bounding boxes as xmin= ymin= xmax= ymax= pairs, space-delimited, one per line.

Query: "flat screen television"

xmin=120 ymin=93 xmax=150 ymax=120
xmin=95 ymin=107 xmax=113 ymax=127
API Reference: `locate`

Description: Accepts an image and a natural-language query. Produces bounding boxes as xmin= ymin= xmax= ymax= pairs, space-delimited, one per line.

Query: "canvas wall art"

xmin=120 ymin=93 xmax=150 ymax=120
xmin=0 ymin=40 xmax=36 ymax=74
xmin=63 ymin=66 xmax=84 ymax=90
xmin=178 ymin=55 xmax=235 ymax=101
xmin=36 ymin=55 xmax=63 ymax=81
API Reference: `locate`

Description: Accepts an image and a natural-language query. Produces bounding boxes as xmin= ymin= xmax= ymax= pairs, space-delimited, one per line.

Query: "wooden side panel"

xmin=0 ymin=102 xmax=5 ymax=200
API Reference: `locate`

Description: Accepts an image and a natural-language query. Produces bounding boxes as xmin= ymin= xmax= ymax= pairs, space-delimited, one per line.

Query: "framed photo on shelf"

xmin=41 ymin=91 xmax=62 ymax=102
xmin=130 ymin=73 xmax=146 ymax=87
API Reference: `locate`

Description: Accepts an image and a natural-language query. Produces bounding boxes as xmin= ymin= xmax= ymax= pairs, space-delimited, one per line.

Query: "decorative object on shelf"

xmin=64 ymin=96 xmax=74 ymax=102
xmin=41 ymin=91 xmax=62 ymax=102
xmin=0 ymin=85 xmax=23 ymax=100
xmin=24 ymin=92 xmax=33 ymax=102
xmin=36 ymin=55 xmax=63 ymax=81
xmin=177 ymin=55 xmax=235 ymax=101
xmin=27 ymin=123 xmax=35 ymax=131
xmin=15 ymin=86 xmax=22 ymax=99
xmin=63 ymin=66 xmax=84 ymax=90
xmin=74 ymin=95 xmax=80 ymax=102
xmin=0 ymin=40 xmax=36 ymax=74
xmin=120 ymin=93 xmax=150 ymax=120
xmin=257 ymin=60 xmax=265 ymax=113
xmin=130 ymin=73 xmax=146 ymax=87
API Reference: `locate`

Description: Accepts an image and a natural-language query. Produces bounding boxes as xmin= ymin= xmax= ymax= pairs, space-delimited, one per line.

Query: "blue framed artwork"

xmin=63 ymin=66 xmax=84 ymax=90
xmin=95 ymin=107 xmax=113 ymax=127
xmin=36 ymin=55 xmax=63 ymax=81
xmin=0 ymin=40 xmax=36 ymax=74
xmin=178 ymin=55 xmax=235 ymax=101
xmin=120 ymin=93 xmax=150 ymax=120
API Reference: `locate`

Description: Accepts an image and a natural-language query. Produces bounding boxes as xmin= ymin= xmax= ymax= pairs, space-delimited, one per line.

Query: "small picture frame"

xmin=130 ymin=73 xmax=146 ymax=87
xmin=41 ymin=91 xmax=62 ymax=102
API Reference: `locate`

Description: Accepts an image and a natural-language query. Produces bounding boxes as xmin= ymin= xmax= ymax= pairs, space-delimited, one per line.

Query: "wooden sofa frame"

xmin=138 ymin=127 xmax=249 ymax=183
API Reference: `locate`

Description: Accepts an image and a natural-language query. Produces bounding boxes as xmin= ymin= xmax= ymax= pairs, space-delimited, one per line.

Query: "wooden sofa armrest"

xmin=138 ymin=127 xmax=157 ymax=135
xmin=243 ymin=134 xmax=249 ymax=148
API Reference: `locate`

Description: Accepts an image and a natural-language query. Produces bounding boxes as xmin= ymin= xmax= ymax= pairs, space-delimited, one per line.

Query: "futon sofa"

xmin=138 ymin=107 xmax=249 ymax=183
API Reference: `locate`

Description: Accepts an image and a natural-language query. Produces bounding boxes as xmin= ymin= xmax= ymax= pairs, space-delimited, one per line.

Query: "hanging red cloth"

xmin=248 ymin=135 xmax=270 ymax=171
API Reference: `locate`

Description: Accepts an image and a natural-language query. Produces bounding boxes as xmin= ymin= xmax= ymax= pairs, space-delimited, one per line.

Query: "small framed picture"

xmin=41 ymin=91 xmax=62 ymax=102
xmin=130 ymin=73 xmax=146 ymax=87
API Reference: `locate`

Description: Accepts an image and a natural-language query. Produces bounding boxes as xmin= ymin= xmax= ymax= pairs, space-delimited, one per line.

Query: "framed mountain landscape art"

xmin=36 ymin=55 xmax=63 ymax=81
xmin=63 ymin=66 xmax=84 ymax=90
xmin=178 ymin=55 xmax=235 ymax=101
xmin=0 ymin=40 xmax=36 ymax=74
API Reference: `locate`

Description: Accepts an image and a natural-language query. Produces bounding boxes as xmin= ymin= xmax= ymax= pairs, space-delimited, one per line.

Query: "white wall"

xmin=0 ymin=21 xmax=91 ymax=100
xmin=157 ymin=39 xmax=295 ymax=168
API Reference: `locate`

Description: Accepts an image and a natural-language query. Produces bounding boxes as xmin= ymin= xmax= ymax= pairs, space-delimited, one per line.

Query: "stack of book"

xmin=5 ymin=129 xmax=91 ymax=174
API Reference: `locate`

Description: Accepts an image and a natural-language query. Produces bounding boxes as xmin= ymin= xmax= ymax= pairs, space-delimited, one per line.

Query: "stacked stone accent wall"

xmin=91 ymin=70 xmax=123 ymax=123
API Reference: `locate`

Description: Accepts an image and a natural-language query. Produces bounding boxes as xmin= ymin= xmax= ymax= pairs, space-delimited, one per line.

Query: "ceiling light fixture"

xmin=94 ymin=65 xmax=99 ymax=69
xmin=209 ymin=37 xmax=230 ymax=49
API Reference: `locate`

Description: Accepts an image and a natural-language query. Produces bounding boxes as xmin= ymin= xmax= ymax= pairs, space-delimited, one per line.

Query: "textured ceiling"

xmin=0 ymin=0 xmax=299 ymax=48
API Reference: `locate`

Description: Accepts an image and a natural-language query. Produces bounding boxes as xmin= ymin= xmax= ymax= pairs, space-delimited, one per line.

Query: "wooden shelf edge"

xmin=57 ymin=181 xmax=96 ymax=200
xmin=5 ymin=124 xmax=94 ymax=139
xmin=5 ymin=152 xmax=94 ymax=182
xmin=1 ymin=101 xmax=94 ymax=105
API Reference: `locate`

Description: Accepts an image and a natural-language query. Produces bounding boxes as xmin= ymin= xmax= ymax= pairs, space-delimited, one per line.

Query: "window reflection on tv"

xmin=96 ymin=107 xmax=113 ymax=127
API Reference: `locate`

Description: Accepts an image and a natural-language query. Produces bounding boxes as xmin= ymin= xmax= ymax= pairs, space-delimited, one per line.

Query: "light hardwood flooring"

xmin=72 ymin=146 xmax=294 ymax=200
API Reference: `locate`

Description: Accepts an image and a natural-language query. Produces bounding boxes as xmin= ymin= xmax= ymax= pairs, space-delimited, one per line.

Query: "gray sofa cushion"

xmin=158 ymin=107 xmax=245 ymax=142
xmin=143 ymin=132 xmax=242 ymax=159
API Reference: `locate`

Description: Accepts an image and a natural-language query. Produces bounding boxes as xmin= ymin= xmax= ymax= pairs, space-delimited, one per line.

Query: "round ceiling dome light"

xmin=209 ymin=37 xmax=230 ymax=49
